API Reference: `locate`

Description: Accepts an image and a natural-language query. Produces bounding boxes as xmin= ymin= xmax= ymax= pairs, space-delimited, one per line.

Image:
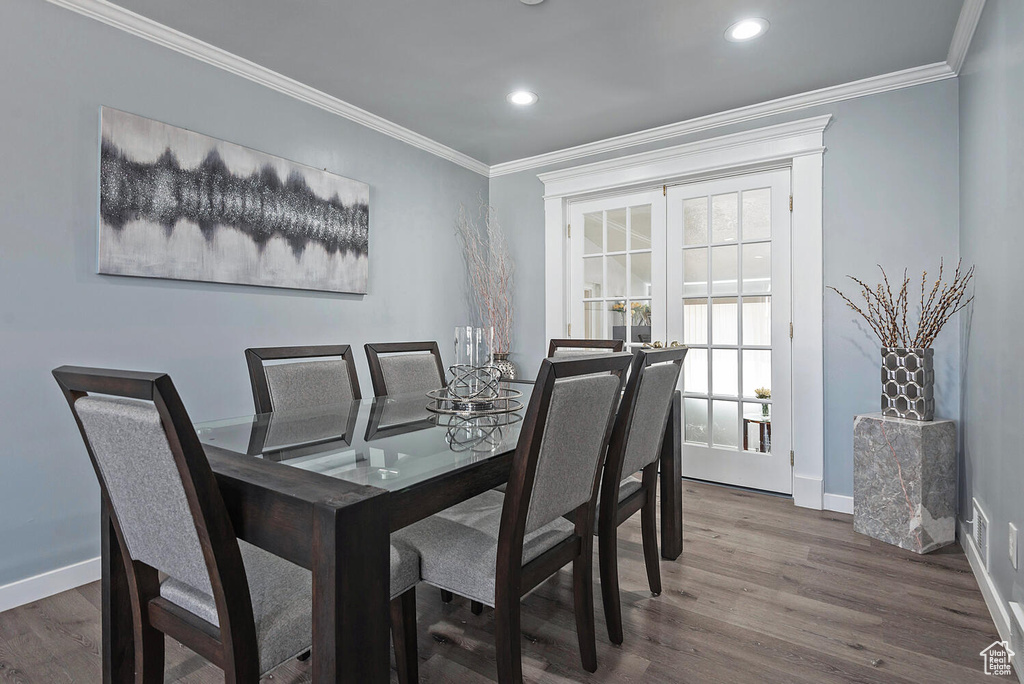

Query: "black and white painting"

xmin=98 ymin=107 xmax=369 ymax=294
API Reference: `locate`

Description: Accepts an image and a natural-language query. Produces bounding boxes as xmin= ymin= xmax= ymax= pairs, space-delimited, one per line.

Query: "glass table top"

xmin=195 ymin=385 xmax=532 ymax=493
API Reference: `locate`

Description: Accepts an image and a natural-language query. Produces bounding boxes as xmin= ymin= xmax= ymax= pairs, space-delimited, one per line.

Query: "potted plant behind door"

xmin=829 ymin=259 xmax=973 ymax=553
xmin=455 ymin=203 xmax=516 ymax=379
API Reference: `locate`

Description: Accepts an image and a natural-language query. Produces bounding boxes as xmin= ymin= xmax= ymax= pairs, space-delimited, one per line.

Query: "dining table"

xmin=98 ymin=381 xmax=682 ymax=683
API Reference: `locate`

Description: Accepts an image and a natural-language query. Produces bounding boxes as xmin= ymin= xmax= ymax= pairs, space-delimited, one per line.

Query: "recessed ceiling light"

xmin=506 ymin=90 xmax=539 ymax=106
xmin=520 ymin=0 xmax=545 ymax=4
xmin=725 ymin=18 xmax=769 ymax=42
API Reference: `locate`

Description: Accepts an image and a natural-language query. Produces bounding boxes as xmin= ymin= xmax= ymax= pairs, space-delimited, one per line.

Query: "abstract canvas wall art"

xmin=98 ymin=107 xmax=369 ymax=294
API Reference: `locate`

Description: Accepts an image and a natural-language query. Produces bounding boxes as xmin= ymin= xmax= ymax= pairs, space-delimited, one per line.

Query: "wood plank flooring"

xmin=0 ymin=481 xmax=1003 ymax=683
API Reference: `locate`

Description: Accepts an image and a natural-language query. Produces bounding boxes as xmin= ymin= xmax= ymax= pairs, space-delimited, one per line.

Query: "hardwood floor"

xmin=0 ymin=481 xmax=1002 ymax=683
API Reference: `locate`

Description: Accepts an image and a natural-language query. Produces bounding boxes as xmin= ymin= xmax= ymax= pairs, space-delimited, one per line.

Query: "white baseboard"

xmin=0 ymin=557 xmax=101 ymax=614
xmin=793 ymin=474 xmax=823 ymax=510
xmin=959 ymin=520 xmax=1022 ymax=682
xmin=823 ymin=493 xmax=854 ymax=514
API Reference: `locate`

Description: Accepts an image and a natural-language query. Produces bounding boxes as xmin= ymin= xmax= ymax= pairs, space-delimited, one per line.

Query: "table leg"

xmin=101 ymin=496 xmax=133 ymax=684
xmin=312 ymin=494 xmax=390 ymax=683
xmin=659 ymin=391 xmax=683 ymax=560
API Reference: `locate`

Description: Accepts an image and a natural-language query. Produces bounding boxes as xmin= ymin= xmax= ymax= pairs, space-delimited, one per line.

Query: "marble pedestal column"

xmin=853 ymin=413 xmax=957 ymax=554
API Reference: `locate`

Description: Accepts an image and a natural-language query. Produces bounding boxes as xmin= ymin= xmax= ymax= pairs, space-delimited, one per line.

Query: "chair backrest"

xmin=547 ymin=338 xmax=625 ymax=358
xmin=364 ymin=341 xmax=446 ymax=397
xmin=498 ymin=353 xmax=631 ymax=564
xmin=604 ymin=347 xmax=687 ymax=489
xmin=245 ymin=344 xmax=361 ymax=413
xmin=52 ymin=366 xmax=256 ymax=640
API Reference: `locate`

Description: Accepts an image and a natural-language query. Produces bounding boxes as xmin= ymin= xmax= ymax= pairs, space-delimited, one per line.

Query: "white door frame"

xmin=540 ymin=115 xmax=829 ymax=510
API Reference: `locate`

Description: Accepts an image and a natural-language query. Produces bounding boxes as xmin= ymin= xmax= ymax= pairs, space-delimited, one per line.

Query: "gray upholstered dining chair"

xmin=245 ymin=344 xmax=361 ymax=413
xmin=595 ymin=346 xmax=686 ymax=645
xmin=52 ymin=366 xmax=420 ymax=684
xmin=547 ymin=338 xmax=624 ymax=357
xmin=364 ymin=341 xmax=446 ymax=397
xmin=395 ymin=353 xmax=632 ymax=683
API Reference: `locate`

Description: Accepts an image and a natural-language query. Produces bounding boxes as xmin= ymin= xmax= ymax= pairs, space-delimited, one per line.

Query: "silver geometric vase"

xmin=880 ymin=347 xmax=935 ymax=421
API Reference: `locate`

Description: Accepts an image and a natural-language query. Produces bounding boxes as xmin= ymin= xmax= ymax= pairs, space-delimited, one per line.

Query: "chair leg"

xmin=391 ymin=587 xmax=418 ymax=684
xmin=471 ymin=600 xmax=483 ymax=615
xmin=135 ymin=619 xmax=164 ymax=684
xmin=440 ymin=589 xmax=453 ymax=603
xmin=494 ymin=588 xmax=522 ymax=684
xmin=598 ymin=516 xmax=624 ymax=645
xmin=641 ymin=468 xmax=662 ymax=596
xmin=573 ymin=550 xmax=598 ymax=673
xmin=133 ymin=568 xmax=164 ymax=684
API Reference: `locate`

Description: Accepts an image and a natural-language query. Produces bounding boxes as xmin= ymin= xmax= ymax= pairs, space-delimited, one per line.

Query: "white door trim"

xmin=540 ymin=115 xmax=829 ymax=509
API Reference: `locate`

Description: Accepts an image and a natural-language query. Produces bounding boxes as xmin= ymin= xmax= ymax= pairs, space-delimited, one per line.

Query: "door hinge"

xmin=789 ymin=322 xmax=794 ymax=339
xmin=789 ymin=195 xmax=793 ymax=212
xmin=790 ymin=450 xmax=795 ymax=466
xmin=567 ymin=222 xmax=571 ymax=238
xmin=567 ymin=322 xmax=572 ymax=337
xmin=663 ymin=184 xmax=667 ymax=196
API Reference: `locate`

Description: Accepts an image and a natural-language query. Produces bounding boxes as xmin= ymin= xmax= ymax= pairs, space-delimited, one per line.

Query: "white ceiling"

xmin=108 ymin=0 xmax=965 ymax=166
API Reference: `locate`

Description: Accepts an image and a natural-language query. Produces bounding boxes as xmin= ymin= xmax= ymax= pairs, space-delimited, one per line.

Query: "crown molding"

xmin=490 ymin=61 xmax=954 ymax=178
xmin=45 ymin=0 xmax=491 ymax=177
xmin=947 ymin=0 xmax=987 ymax=75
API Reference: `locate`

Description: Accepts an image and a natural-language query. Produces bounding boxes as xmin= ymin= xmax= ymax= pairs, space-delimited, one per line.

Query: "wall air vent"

xmin=973 ymin=498 xmax=990 ymax=570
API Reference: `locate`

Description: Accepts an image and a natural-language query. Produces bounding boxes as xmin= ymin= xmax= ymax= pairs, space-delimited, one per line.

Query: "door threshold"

xmin=682 ymin=477 xmax=792 ymax=500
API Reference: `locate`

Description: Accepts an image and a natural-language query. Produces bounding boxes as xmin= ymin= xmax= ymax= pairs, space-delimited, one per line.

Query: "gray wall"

xmin=0 ymin=0 xmax=487 ymax=587
xmin=959 ymin=0 xmax=1024 ymax=607
xmin=490 ymin=80 xmax=961 ymax=498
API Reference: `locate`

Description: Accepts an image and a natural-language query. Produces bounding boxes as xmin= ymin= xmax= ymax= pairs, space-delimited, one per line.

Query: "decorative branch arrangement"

xmin=829 ymin=259 xmax=974 ymax=348
xmin=455 ymin=203 xmax=515 ymax=355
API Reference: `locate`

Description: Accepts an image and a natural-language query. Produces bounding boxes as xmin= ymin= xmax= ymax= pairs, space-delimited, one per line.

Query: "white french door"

xmin=569 ymin=191 xmax=666 ymax=350
xmin=567 ymin=169 xmax=793 ymax=495
xmin=666 ymin=170 xmax=792 ymax=494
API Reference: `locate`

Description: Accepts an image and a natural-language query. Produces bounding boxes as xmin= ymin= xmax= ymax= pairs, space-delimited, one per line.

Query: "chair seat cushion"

xmin=591 ymin=475 xmax=644 ymax=534
xmin=394 ymin=489 xmax=574 ymax=607
xmin=160 ymin=539 xmax=419 ymax=675
xmin=616 ymin=474 xmax=644 ymax=501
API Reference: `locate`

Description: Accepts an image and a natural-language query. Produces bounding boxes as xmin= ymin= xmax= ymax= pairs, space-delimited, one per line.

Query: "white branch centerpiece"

xmin=455 ymin=203 xmax=516 ymax=378
xmin=830 ymin=258 xmax=973 ymax=420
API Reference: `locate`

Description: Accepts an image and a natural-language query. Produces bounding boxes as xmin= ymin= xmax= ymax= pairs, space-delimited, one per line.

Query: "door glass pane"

xmin=712 ymin=349 xmax=738 ymax=396
xmin=683 ymin=248 xmax=708 ymax=296
xmin=630 ymin=299 xmax=653 ymax=345
xmin=584 ymin=212 xmax=602 ymax=255
xmin=607 ymin=208 xmax=627 ymax=252
xmin=630 ymin=253 xmax=652 ymax=297
xmin=684 ymin=398 xmax=708 ymax=445
xmin=683 ymin=299 xmax=708 ymax=345
xmin=608 ymin=301 xmax=627 ymax=343
xmin=743 ymin=402 xmax=771 ymax=453
xmin=742 ymin=188 xmax=771 ymax=240
xmin=583 ymin=257 xmax=602 ymax=298
xmin=607 ymin=254 xmax=627 ymax=297
xmin=630 ymin=205 xmax=652 ymax=250
xmin=742 ymin=296 xmax=771 ymax=346
xmin=683 ymin=348 xmax=708 ymax=394
xmin=583 ymin=301 xmax=603 ymax=338
xmin=711 ymin=245 xmax=738 ymax=295
xmin=683 ymin=198 xmax=708 ymax=246
xmin=742 ymin=242 xmax=771 ymax=293
xmin=742 ymin=350 xmax=771 ymax=398
xmin=712 ymin=400 xmax=739 ymax=448
xmin=711 ymin=297 xmax=738 ymax=345
xmin=711 ymin=193 xmax=738 ymax=243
